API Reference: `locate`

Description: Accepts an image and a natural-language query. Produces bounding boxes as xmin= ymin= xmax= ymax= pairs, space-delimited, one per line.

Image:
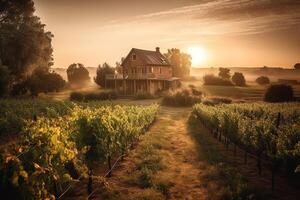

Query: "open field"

xmin=1 ymin=99 xmax=300 ymax=199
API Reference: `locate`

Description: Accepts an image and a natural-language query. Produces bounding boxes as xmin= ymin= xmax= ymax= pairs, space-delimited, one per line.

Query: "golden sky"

xmin=34 ymin=0 xmax=300 ymax=68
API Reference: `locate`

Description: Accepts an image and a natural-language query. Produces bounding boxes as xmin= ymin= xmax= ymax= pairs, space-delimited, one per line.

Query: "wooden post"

xmin=115 ymin=79 xmax=117 ymax=90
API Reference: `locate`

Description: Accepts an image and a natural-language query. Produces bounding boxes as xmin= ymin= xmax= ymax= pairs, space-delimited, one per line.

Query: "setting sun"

xmin=187 ymin=47 xmax=207 ymax=67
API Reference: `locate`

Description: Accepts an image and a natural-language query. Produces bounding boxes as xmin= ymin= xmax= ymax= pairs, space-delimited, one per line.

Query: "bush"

xmin=202 ymin=97 xmax=232 ymax=106
xmin=203 ymin=74 xmax=234 ymax=86
xmin=294 ymin=63 xmax=300 ymax=70
xmin=70 ymin=91 xmax=118 ymax=101
xmin=28 ymin=68 xmax=66 ymax=96
xmin=162 ymin=89 xmax=202 ymax=107
xmin=70 ymin=92 xmax=85 ymax=101
xmin=135 ymin=91 xmax=155 ymax=100
xmin=264 ymin=84 xmax=294 ymax=102
xmin=256 ymin=76 xmax=270 ymax=85
xmin=66 ymin=63 xmax=90 ymax=84
xmin=231 ymin=72 xmax=246 ymax=86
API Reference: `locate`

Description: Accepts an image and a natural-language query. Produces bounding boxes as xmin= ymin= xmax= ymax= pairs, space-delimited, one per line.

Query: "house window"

xmin=132 ymin=53 xmax=136 ymax=60
xmin=151 ymin=67 xmax=154 ymax=73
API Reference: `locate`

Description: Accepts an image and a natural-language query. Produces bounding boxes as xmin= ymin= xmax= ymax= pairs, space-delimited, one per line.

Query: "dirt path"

xmin=85 ymin=106 xmax=209 ymax=200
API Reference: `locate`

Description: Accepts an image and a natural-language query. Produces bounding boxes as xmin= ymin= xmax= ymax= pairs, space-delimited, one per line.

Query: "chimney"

xmin=155 ymin=47 xmax=160 ymax=53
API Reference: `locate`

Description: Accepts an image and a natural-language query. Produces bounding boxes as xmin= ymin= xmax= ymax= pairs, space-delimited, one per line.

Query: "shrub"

xmin=69 ymin=92 xmax=85 ymax=101
xmin=66 ymin=63 xmax=90 ymax=84
xmin=29 ymin=68 xmax=66 ymax=95
xmin=256 ymin=76 xmax=270 ymax=85
xmin=135 ymin=91 xmax=155 ymax=100
xmin=264 ymin=84 xmax=294 ymax=102
xmin=202 ymin=97 xmax=232 ymax=106
xmin=294 ymin=63 xmax=300 ymax=70
xmin=69 ymin=91 xmax=118 ymax=101
xmin=231 ymin=72 xmax=246 ymax=86
xmin=203 ymin=74 xmax=234 ymax=86
xmin=162 ymin=89 xmax=202 ymax=106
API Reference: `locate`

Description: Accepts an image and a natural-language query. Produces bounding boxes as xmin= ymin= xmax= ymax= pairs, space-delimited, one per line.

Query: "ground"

xmin=64 ymin=104 xmax=300 ymax=200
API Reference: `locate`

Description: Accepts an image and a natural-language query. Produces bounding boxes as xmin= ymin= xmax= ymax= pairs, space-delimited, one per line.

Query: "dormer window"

xmin=132 ymin=53 xmax=136 ymax=60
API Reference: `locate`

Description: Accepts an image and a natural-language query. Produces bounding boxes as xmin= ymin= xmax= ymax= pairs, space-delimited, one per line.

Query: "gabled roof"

xmin=122 ymin=48 xmax=171 ymax=66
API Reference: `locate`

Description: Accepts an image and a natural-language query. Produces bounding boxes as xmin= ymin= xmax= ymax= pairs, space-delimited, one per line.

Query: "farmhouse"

xmin=105 ymin=47 xmax=180 ymax=95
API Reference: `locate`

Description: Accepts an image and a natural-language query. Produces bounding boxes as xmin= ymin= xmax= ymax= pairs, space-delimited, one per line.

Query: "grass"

xmin=99 ymin=119 xmax=174 ymax=200
xmin=188 ymin=115 xmax=274 ymax=200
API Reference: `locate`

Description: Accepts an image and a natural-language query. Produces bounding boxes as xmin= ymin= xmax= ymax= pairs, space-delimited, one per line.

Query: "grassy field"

xmin=182 ymin=80 xmax=300 ymax=101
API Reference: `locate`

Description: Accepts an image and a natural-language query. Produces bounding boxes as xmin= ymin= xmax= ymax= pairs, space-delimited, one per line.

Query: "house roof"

xmin=122 ymin=48 xmax=171 ymax=66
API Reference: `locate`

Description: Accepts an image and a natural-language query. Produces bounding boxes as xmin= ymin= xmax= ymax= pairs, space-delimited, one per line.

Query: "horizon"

xmin=34 ymin=0 xmax=300 ymax=69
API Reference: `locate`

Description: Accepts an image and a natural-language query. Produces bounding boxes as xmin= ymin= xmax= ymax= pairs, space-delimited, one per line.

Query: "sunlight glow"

xmin=187 ymin=47 xmax=207 ymax=67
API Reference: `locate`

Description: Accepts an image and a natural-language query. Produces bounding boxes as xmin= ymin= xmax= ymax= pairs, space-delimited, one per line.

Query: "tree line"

xmin=0 ymin=0 xmax=192 ymax=97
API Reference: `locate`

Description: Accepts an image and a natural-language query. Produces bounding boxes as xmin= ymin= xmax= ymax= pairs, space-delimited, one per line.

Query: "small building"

xmin=105 ymin=47 xmax=180 ymax=95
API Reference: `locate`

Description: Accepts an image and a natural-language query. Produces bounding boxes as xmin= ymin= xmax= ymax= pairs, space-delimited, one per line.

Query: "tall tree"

xmin=218 ymin=68 xmax=231 ymax=79
xmin=94 ymin=63 xmax=115 ymax=88
xmin=0 ymin=0 xmax=53 ymax=86
xmin=164 ymin=48 xmax=191 ymax=78
xmin=67 ymin=63 xmax=90 ymax=84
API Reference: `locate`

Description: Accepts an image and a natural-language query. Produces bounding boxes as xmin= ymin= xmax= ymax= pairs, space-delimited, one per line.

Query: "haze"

xmin=34 ymin=0 xmax=300 ymax=68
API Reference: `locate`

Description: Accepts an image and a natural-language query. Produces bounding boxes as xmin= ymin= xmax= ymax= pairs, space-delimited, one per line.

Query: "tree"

xmin=218 ymin=68 xmax=231 ymax=79
xmin=94 ymin=63 xmax=115 ymax=88
xmin=0 ymin=0 xmax=53 ymax=93
xmin=264 ymin=84 xmax=294 ymax=102
xmin=232 ymin=72 xmax=246 ymax=86
xmin=256 ymin=76 xmax=270 ymax=85
xmin=203 ymin=74 xmax=233 ymax=86
xmin=164 ymin=48 xmax=191 ymax=78
xmin=27 ymin=67 xmax=65 ymax=96
xmin=0 ymin=62 xmax=10 ymax=96
xmin=67 ymin=63 xmax=90 ymax=84
xmin=294 ymin=63 xmax=300 ymax=70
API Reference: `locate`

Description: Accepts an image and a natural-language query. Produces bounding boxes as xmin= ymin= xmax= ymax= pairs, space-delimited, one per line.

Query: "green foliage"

xmin=203 ymin=74 xmax=234 ymax=86
xmin=256 ymin=76 xmax=270 ymax=85
xmin=0 ymin=102 xmax=158 ymax=199
xmin=94 ymin=63 xmax=115 ymax=88
xmin=218 ymin=68 xmax=231 ymax=79
xmin=28 ymin=67 xmax=65 ymax=96
xmin=162 ymin=89 xmax=202 ymax=107
xmin=202 ymin=97 xmax=232 ymax=106
xmin=0 ymin=0 xmax=53 ymax=82
xmin=192 ymin=103 xmax=300 ymax=174
xmin=164 ymin=48 xmax=191 ymax=78
xmin=231 ymin=72 xmax=246 ymax=86
xmin=264 ymin=84 xmax=294 ymax=102
xmin=67 ymin=63 xmax=90 ymax=84
xmin=70 ymin=91 xmax=118 ymax=101
xmin=0 ymin=100 xmax=73 ymax=136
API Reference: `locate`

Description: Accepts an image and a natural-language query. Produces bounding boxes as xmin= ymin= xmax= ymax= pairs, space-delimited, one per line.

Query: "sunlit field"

xmin=1 ymin=0 xmax=300 ymax=200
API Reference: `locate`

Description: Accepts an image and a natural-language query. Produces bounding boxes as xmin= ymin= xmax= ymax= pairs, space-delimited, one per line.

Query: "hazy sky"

xmin=34 ymin=0 xmax=300 ymax=68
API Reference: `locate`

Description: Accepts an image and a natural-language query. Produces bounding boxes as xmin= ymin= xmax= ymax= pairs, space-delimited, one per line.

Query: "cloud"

xmin=98 ymin=0 xmax=300 ymax=36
